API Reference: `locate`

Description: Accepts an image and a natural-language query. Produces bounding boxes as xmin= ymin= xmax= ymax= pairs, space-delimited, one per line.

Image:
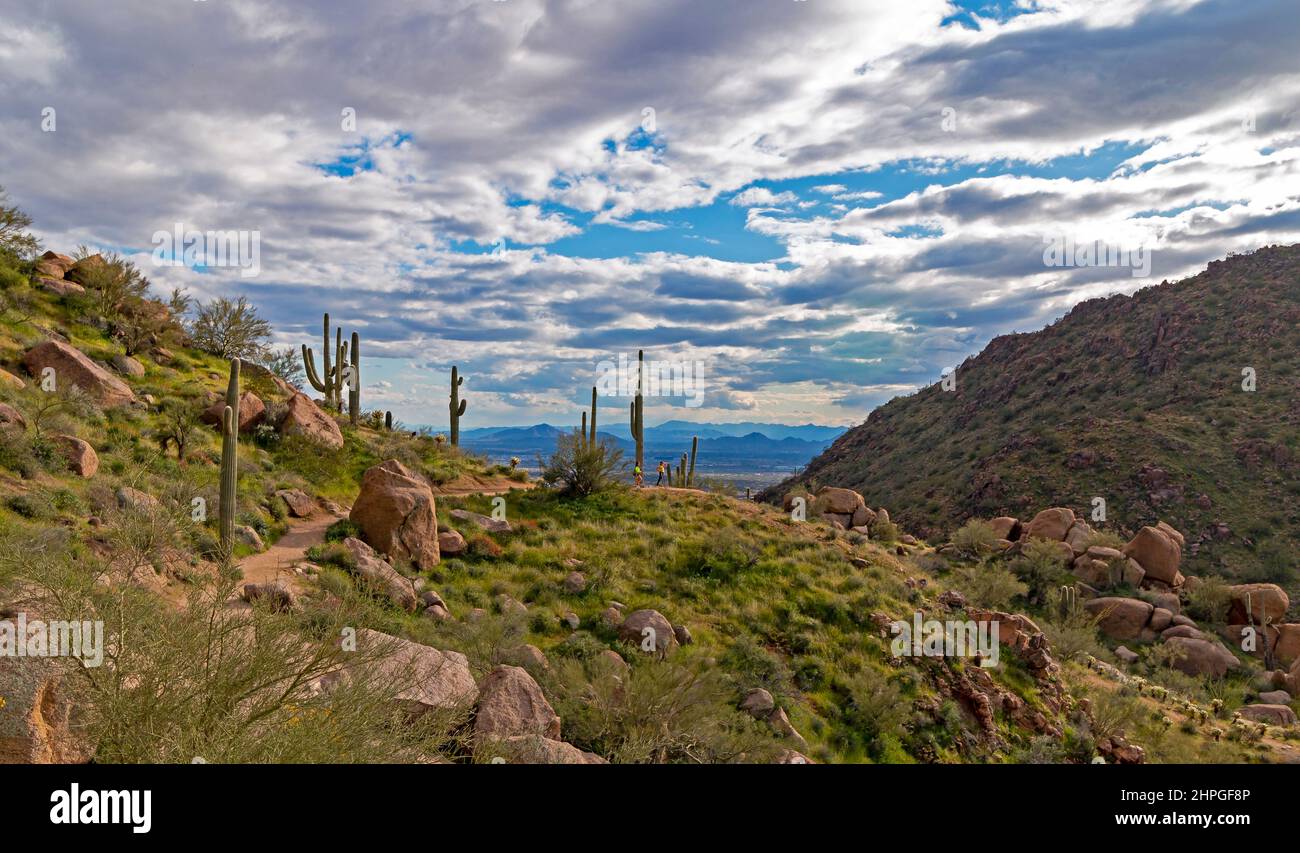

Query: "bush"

xmin=1009 ymin=538 xmax=1070 ymax=605
xmin=538 ymin=431 xmax=625 ymax=497
xmin=189 ymin=295 xmax=272 ymax=361
xmin=951 ymin=519 xmax=998 ymax=558
xmin=950 ymin=563 xmax=1027 ymax=610
xmin=324 ymin=519 xmax=361 ymax=543
xmin=1185 ymin=575 xmax=1231 ymax=623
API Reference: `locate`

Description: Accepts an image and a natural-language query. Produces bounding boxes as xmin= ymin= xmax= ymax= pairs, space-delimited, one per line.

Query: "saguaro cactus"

xmin=219 ymin=357 xmax=240 ymax=557
xmin=384 ymin=411 xmax=393 ymax=431
xmin=687 ymin=435 xmax=698 ymax=487
xmin=630 ymin=350 xmax=645 ymax=471
xmin=302 ymin=313 xmax=347 ymax=410
xmin=450 ymin=366 xmax=467 ymax=446
xmin=1058 ymin=585 xmax=1077 ymax=620
xmin=348 ymin=330 xmax=360 ymax=426
xmin=580 ymin=411 xmax=587 ymax=441
xmin=589 ymin=386 xmax=598 ymax=444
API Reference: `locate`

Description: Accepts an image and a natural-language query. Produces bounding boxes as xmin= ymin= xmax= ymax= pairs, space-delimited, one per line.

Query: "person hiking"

xmin=655 ymin=460 xmax=666 ymax=486
xmin=633 ymin=464 xmax=644 ymax=487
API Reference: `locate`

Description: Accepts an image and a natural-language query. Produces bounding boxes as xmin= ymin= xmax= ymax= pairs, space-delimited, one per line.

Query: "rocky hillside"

xmin=764 ymin=245 xmax=1300 ymax=597
xmin=1 ymin=217 xmax=1296 ymax=764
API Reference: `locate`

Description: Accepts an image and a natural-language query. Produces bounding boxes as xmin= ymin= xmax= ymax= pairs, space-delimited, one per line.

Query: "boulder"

xmin=1145 ymin=591 xmax=1180 ymax=617
xmin=349 ymin=460 xmax=439 ymax=569
xmin=240 ymin=582 xmax=297 ymax=612
xmin=1115 ymin=645 xmax=1139 ymax=664
xmin=63 ymin=254 xmax=106 ymax=285
xmin=1238 ymin=704 xmax=1297 ymax=726
xmin=813 ymin=486 xmax=865 ymax=515
xmin=617 ymin=609 xmax=677 ymax=654
xmin=1149 ymin=608 xmax=1173 ymax=632
xmin=989 ymin=517 xmax=1020 ymax=540
xmin=22 ymin=340 xmax=135 ymax=408
xmin=109 ymin=354 xmax=145 ymax=377
xmin=0 ymin=606 xmax=93 ymax=763
xmin=481 ymin=735 xmax=606 ymax=764
xmin=202 ymin=391 xmax=266 ymax=433
xmin=1162 ymin=624 xmax=1210 ymax=642
xmin=495 ymin=594 xmax=528 ymax=617
xmin=1226 ymin=583 xmax=1289 ymax=625
xmin=781 ymin=491 xmax=812 ymax=512
xmin=474 ymin=665 xmax=561 ymax=740
xmin=1024 ymin=507 xmax=1075 ymax=541
xmin=1122 ymin=558 xmax=1146 ymax=587
xmin=51 ymin=435 xmax=98 ymax=477
xmin=115 ymin=486 xmax=158 ymax=511
xmin=235 ymin=525 xmax=264 ymax=551
xmin=673 ymin=624 xmax=692 ymax=646
xmin=0 ymin=368 xmax=25 ymax=390
xmin=851 ymin=505 xmax=877 ymax=528
xmin=437 ymin=529 xmax=466 ymax=557
xmin=0 ymin=402 xmax=26 ymax=435
xmin=341 ymin=537 xmax=419 ymax=611
xmin=449 ymin=508 xmax=511 ymax=534
xmin=1064 ymin=521 xmax=1093 ymax=555
xmin=1164 ymin=636 xmax=1239 ymax=678
xmin=279 ymin=392 xmax=344 ymax=449
xmin=740 ymin=688 xmax=776 ymax=717
xmin=1258 ymin=690 xmax=1292 ymax=705
xmin=1274 ymin=624 xmax=1300 ymax=667
xmin=1155 ymin=521 xmax=1185 ymax=549
xmin=1083 ymin=597 xmax=1153 ymax=641
xmin=274 ymin=488 xmax=315 ymax=518
xmin=504 ymin=644 xmax=550 ymax=674
xmin=1072 ymin=555 xmax=1112 ymax=588
xmin=562 ymin=571 xmax=586 ymax=594
xmin=39 ymin=278 xmax=85 ymax=297
xmin=1123 ymin=526 xmax=1181 ymax=586
xmin=35 ymin=251 xmax=75 ymax=277
xmin=321 ymin=629 xmax=476 ymax=716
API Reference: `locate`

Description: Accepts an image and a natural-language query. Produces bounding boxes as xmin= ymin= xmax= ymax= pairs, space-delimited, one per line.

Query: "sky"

xmin=1 ymin=0 xmax=1297 ymax=428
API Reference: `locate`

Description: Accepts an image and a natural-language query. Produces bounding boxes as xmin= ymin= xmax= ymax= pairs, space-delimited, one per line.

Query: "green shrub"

xmin=951 ymin=519 xmax=998 ymax=558
xmin=325 ymin=518 xmax=361 ymax=543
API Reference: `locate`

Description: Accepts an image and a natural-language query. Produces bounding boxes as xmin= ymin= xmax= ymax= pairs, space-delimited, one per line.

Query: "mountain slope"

xmin=764 ymin=245 xmax=1300 ymax=590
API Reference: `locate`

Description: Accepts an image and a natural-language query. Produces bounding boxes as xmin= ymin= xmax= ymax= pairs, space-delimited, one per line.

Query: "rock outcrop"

xmin=350 ymin=460 xmax=439 ymax=569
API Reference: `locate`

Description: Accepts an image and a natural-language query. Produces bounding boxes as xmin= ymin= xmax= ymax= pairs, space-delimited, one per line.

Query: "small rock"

xmin=563 ymin=571 xmax=587 ymax=594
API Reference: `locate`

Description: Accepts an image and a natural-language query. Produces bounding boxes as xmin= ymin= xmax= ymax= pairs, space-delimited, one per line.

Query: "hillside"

xmin=1 ymin=216 xmax=1297 ymax=766
xmin=764 ymin=245 xmax=1300 ymax=596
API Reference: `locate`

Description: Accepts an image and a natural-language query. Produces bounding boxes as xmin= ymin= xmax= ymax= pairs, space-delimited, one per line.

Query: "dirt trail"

xmin=430 ymin=473 xmax=536 ymax=497
xmin=236 ymin=513 xmax=337 ymax=593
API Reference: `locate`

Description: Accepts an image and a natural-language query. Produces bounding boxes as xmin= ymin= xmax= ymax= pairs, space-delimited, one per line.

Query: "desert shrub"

xmin=1086 ymin=689 xmax=1144 ymax=744
xmin=0 ymin=187 xmax=39 ymax=263
xmin=324 ymin=518 xmax=361 ymax=543
xmin=841 ymin=667 xmax=908 ymax=757
xmin=674 ymin=530 xmax=760 ymax=582
xmin=951 ymin=519 xmax=998 ymax=558
xmin=1084 ymin=529 xmax=1128 ymax=550
xmin=1185 ymin=575 xmax=1231 ymax=623
xmin=872 ymin=520 xmax=900 ymax=544
xmin=1008 ymin=538 xmax=1070 ymax=605
xmin=189 ymin=295 xmax=272 ymax=361
xmin=426 ymin=611 xmax=527 ymax=678
xmin=719 ymin=635 xmax=794 ymax=698
xmin=544 ymin=655 xmax=778 ymax=764
xmin=538 ymin=431 xmax=625 ymax=497
xmin=950 ymin=563 xmax=1028 ymax=610
xmin=1040 ymin=603 xmax=1106 ymax=662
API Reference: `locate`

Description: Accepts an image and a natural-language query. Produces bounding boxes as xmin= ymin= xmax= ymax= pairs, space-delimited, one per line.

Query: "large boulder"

xmin=0 ymin=604 xmax=94 ymax=763
xmin=39 ymin=278 xmax=85 ymax=298
xmin=1238 ymin=704 xmax=1297 ymax=726
xmin=109 ymin=354 xmax=145 ymax=378
xmin=989 ymin=517 xmax=1020 ymax=540
xmin=617 ymin=609 xmax=677 ymax=654
xmin=474 ymin=665 xmax=562 ymax=741
xmin=437 ymin=529 xmax=466 ymax=557
xmin=1123 ymin=526 xmax=1182 ymax=586
xmin=481 ymin=735 xmax=607 ymax=764
xmin=51 ymin=435 xmax=98 ymax=478
xmin=1083 ymin=597 xmax=1153 ymax=640
xmin=812 ymin=486 xmax=865 ymax=515
xmin=35 ymin=251 xmax=75 ymax=278
xmin=274 ymin=488 xmax=315 ymax=518
xmin=22 ymin=340 xmax=135 ymax=408
xmin=1064 ymin=521 xmax=1093 ymax=555
xmin=851 ymin=505 xmax=877 ymax=528
xmin=1274 ymin=624 xmax=1300 ymax=667
xmin=279 ymin=392 xmax=344 ymax=449
xmin=201 ymin=391 xmax=266 ymax=433
xmin=1164 ymin=636 xmax=1239 ymax=678
xmin=320 ymin=628 xmax=476 ymax=716
xmin=1023 ymin=507 xmax=1075 ymax=541
xmin=449 ymin=509 xmax=511 ymax=534
xmin=1226 ymin=584 xmax=1289 ymax=625
xmin=0 ymin=402 xmax=26 ymax=436
xmin=63 ymin=254 xmax=106 ymax=285
xmin=340 ymin=537 xmax=419 ymax=611
xmin=350 ymin=460 xmax=439 ymax=569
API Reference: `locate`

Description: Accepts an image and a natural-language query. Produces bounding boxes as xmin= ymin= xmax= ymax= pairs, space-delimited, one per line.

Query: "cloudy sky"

xmin=1 ymin=0 xmax=1297 ymax=428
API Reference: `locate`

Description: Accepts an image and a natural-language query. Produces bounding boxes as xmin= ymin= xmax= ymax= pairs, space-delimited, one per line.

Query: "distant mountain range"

xmin=412 ymin=421 xmax=848 ymax=474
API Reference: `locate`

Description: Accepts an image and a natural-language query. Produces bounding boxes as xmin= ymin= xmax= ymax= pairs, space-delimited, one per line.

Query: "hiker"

xmin=633 ymin=464 xmax=643 ymax=487
xmin=656 ymin=460 xmax=666 ymax=486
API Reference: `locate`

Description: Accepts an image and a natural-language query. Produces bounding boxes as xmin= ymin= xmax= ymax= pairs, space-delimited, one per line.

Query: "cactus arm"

xmin=687 ymin=435 xmax=698 ymax=486
xmin=302 ymin=345 xmax=328 ymax=393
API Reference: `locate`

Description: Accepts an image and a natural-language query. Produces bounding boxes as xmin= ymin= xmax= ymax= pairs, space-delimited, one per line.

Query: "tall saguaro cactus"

xmin=348 ymin=331 xmax=360 ymax=426
xmin=687 ymin=435 xmax=698 ymax=487
xmin=302 ymin=313 xmax=347 ymax=410
xmin=450 ymin=366 xmax=467 ymax=446
xmin=219 ymin=358 xmax=240 ymax=557
xmin=629 ymin=349 xmax=645 ymax=471
xmin=589 ymin=386 xmax=598 ymax=444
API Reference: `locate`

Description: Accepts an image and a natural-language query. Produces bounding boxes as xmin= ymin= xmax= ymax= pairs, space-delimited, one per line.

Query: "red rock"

xmin=279 ymin=392 xmax=343 ymax=449
xmin=22 ymin=340 xmax=135 ymax=408
xmin=51 ymin=435 xmax=98 ymax=477
xmin=201 ymin=391 xmax=265 ymax=432
xmin=349 ymin=460 xmax=439 ymax=569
